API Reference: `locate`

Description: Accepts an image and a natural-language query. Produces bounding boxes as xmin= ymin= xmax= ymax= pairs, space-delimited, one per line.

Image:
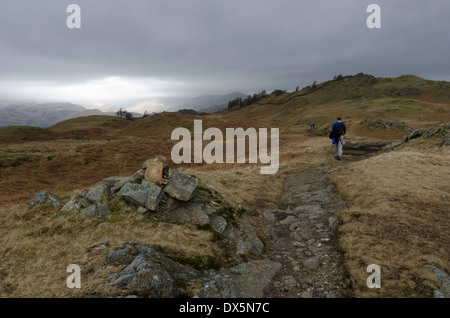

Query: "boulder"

xmin=144 ymin=158 xmax=164 ymax=186
xmin=163 ymin=203 xmax=215 ymax=226
xmin=142 ymin=180 xmax=163 ymax=211
xmin=111 ymin=177 xmax=133 ymax=194
xmin=80 ymin=205 xmax=97 ymax=218
xmin=164 ymin=171 xmax=198 ymax=201
xmin=106 ymin=242 xmax=202 ymax=297
xmin=85 ymin=181 xmax=111 ymax=204
xmin=209 ymin=214 xmax=228 ymax=235
xmin=443 ymin=136 xmax=450 ymax=147
xmin=142 ymin=156 xmax=166 ymax=169
xmin=80 ymin=203 xmax=111 ymax=218
xmin=109 ymin=254 xmax=180 ymax=297
xmin=421 ymin=126 xmax=442 ymax=139
xmin=194 ymin=259 xmax=282 ymax=298
xmin=424 ymin=265 xmax=450 ymax=298
xmin=80 ymin=198 xmax=91 ymax=208
xmin=60 ymin=196 xmax=82 ymax=212
xmin=97 ymin=203 xmax=112 ymax=217
xmin=236 ymin=217 xmax=264 ymax=255
xmin=406 ymin=129 xmax=422 ymax=141
xmin=101 ymin=176 xmax=124 ymax=187
xmin=28 ymin=191 xmax=62 ymax=210
xmin=117 ymin=181 xmax=162 ymax=211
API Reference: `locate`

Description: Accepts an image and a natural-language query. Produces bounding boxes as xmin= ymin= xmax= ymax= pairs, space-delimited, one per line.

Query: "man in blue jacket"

xmin=329 ymin=117 xmax=346 ymax=160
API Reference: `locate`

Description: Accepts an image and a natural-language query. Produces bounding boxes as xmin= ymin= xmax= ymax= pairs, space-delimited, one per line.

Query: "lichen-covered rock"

xmin=80 ymin=204 xmax=97 ymax=218
xmin=142 ymin=180 xmax=163 ymax=211
xmin=85 ymin=181 xmax=111 ymax=204
xmin=194 ymin=259 xmax=281 ymax=298
xmin=80 ymin=203 xmax=111 ymax=218
xmin=163 ymin=203 xmax=215 ymax=226
xmin=209 ymin=214 xmax=228 ymax=235
xmin=101 ymin=176 xmax=124 ymax=187
xmin=164 ymin=171 xmax=198 ymax=201
xmin=105 ymin=242 xmax=202 ymax=298
xmin=117 ymin=181 xmax=162 ymax=211
xmin=111 ymin=177 xmax=133 ymax=194
xmin=28 ymin=191 xmax=62 ymax=210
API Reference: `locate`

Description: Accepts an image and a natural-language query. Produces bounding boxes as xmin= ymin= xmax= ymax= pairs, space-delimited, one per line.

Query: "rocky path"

xmin=258 ymin=166 xmax=351 ymax=298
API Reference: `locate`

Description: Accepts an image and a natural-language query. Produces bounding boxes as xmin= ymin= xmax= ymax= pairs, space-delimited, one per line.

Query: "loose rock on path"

xmin=258 ymin=166 xmax=351 ymax=298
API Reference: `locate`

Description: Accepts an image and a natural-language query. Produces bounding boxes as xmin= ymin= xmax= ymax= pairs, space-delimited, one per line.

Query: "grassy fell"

xmin=331 ymin=140 xmax=450 ymax=297
xmin=0 ymin=73 xmax=449 ymax=297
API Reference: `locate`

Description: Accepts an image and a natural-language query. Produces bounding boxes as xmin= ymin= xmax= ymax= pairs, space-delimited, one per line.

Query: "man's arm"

xmin=329 ymin=122 xmax=337 ymax=139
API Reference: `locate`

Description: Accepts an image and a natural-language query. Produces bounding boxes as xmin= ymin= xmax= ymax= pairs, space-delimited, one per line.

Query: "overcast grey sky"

xmin=0 ymin=0 xmax=449 ymax=109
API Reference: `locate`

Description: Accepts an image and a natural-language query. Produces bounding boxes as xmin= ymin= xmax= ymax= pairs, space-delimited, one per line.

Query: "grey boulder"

xmin=85 ymin=181 xmax=111 ymax=204
xmin=117 ymin=181 xmax=162 ymax=211
xmin=28 ymin=191 xmax=62 ymax=210
xmin=164 ymin=171 xmax=198 ymax=201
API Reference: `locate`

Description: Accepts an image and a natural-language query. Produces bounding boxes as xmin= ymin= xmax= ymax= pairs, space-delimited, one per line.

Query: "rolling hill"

xmin=0 ymin=102 xmax=114 ymax=128
xmin=0 ymin=73 xmax=449 ymax=298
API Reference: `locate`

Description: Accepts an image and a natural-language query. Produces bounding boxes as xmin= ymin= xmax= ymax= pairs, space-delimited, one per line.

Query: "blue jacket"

xmin=329 ymin=121 xmax=346 ymax=142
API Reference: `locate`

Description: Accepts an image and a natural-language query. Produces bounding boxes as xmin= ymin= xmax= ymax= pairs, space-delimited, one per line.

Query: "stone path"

xmin=258 ymin=166 xmax=351 ymax=298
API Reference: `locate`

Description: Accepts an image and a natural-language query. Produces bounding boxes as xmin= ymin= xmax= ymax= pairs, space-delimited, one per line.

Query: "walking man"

xmin=329 ymin=117 xmax=346 ymax=160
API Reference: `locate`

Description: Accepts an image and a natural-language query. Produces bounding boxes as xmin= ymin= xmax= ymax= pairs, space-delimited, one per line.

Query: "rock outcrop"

xmin=105 ymin=242 xmax=203 ymax=298
xmin=28 ymin=156 xmax=270 ymax=298
xmin=101 ymin=241 xmax=278 ymax=298
xmin=194 ymin=259 xmax=282 ymax=298
xmin=385 ymin=123 xmax=450 ymax=149
xmin=28 ymin=191 xmax=63 ymax=209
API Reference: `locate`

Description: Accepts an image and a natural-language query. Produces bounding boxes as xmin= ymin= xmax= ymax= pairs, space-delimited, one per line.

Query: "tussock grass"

xmin=331 ymin=140 xmax=450 ymax=297
xmin=0 ymin=202 xmax=219 ymax=297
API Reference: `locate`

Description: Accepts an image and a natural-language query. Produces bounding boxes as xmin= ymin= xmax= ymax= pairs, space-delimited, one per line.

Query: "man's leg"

xmin=334 ymin=142 xmax=339 ymax=158
xmin=338 ymin=136 xmax=344 ymax=158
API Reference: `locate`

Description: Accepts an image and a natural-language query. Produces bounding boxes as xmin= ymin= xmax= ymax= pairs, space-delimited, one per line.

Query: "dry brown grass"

xmin=0 ymin=96 xmax=448 ymax=298
xmin=331 ymin=139 xmax=450 ymax=297
xmin=0 ymin=200 xmax=219 ymax=297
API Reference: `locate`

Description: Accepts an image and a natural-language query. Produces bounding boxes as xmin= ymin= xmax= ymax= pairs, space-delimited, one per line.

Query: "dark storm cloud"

xmin=0 ymin=0 xmax=449 ymax=101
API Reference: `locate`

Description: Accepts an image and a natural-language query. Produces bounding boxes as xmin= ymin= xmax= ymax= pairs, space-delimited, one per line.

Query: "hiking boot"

xmin=336 ymin=156 xmax=341 ymax=160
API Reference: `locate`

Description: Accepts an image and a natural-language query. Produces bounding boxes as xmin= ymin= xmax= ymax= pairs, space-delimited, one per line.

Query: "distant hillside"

xmin=0 ymin=115 xmax=129 ymax=143
xmin=250 ymin=73 xmax=450 ymax=107
xmin=0 ymin=102 xmax=114 ymax=128
xmin=220 ymin=73 xmax=450 ymax=141
xmin=169 ymin=92 xmax=248 ymax=113
xmin=48 ymin=115 xmax=129 ymax=132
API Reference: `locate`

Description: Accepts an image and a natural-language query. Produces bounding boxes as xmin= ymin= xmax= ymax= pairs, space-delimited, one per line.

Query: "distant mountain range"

xmin=0 ymin=102 xmax=114 ymax=128
xmin=0 ymin=92 xmax=248 ymax=128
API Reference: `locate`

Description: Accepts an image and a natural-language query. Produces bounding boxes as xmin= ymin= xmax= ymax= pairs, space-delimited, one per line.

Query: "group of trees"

xmin=227 ymin=90 xmax=267 ymax=109
xmin=115 ymin=107 xmax=134 ymax=120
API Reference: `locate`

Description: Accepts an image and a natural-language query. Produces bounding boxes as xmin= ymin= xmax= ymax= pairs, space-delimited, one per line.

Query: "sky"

xmin=0 ymin=0 xmax=449 ymax=112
